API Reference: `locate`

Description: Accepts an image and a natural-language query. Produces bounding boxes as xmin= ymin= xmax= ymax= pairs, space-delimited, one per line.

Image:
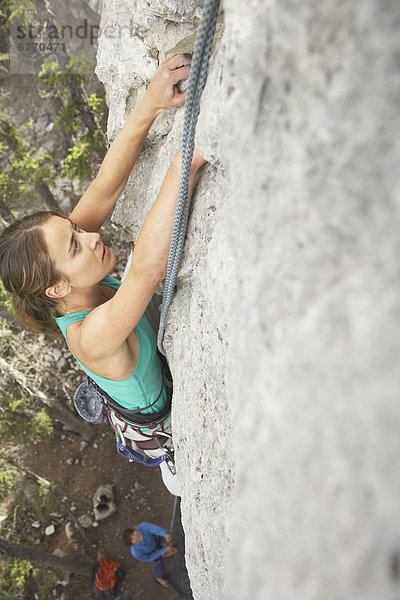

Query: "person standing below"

xmin=123 ymin=522 xmax=177 ymax=589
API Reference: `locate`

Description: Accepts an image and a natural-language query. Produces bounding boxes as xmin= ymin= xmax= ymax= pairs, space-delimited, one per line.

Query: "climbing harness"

xmin=114 ymin=422 xmax=176 ymax=473
xmin=73 ymin=357 xmax=176 ymax=473
xmin=116 ymin=438 xmax=165 ymax=467
xmin=157 ymin=0 xmax=220 ymax=354
xmin=87 ymin=376 xmax=172 ymax=428
xmin=73 ymin=376 xmax=171 ymax=429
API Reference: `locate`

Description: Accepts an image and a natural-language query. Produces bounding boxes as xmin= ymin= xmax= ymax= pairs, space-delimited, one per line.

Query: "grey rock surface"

xmin=85 ymin=0 xmax=103 ymax=14
xmin=96 ymin=1 xmax=400 ymax=599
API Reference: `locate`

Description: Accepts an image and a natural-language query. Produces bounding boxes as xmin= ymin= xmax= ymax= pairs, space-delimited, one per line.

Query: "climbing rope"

xmin=157 ymin=0 xmax=220 ymax=355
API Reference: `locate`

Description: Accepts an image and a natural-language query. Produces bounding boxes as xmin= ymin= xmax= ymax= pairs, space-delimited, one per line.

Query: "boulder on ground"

xmin=93 ymin=484 xmax=116 ymax=521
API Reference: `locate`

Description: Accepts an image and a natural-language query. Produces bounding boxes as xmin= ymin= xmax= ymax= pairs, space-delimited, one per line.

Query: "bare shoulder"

xmin=64 ymin=306 xmax=138 ymax=380
xmin=64 ymin=304 xmax=118 ymax=363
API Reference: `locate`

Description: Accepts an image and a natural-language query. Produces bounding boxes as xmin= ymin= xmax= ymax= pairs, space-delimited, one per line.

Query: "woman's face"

xmin=42 ymin=215 xmax=116 ymax=289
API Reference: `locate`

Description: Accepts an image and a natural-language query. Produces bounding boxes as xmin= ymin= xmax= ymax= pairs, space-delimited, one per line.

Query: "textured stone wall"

xmin=96 ymin=1 xmax=400 ymax=599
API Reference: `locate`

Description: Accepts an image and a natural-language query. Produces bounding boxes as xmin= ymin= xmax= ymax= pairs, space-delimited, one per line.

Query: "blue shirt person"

xmin=123 ymin=522 xmax=177 ymax=589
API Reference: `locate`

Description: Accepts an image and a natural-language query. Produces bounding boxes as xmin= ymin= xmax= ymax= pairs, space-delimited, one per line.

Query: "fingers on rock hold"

xmin=169 ymin=53 xmax=192 ymax=70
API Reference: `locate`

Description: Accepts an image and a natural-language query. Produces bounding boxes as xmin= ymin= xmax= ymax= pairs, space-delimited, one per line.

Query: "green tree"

xmin=0 ymin=553 xmax=70 ymax=599
xmin=0 ymin=0 xmax=108 ymax=213
xmin=38 ymin=57 xmax=107 ymax=188
xmin=0 ymin=462 xmax=15 ymax=500
xmin=0 ymin=104 xmax=59 ymax=212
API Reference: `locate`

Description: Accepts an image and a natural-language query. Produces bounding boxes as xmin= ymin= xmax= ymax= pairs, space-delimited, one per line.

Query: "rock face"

xmin=96 ymin=1 xmax=400 ymax=599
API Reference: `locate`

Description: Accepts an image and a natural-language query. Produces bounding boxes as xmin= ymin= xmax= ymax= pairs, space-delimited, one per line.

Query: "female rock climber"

xmin=0 ymin=54 xmax=206 ymax=495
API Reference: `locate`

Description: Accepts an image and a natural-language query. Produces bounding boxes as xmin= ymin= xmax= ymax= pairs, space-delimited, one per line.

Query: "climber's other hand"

xmin=146 ymin=53 xmax=192 ymax=114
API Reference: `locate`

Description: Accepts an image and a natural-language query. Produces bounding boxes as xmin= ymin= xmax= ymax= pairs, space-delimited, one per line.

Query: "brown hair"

xmin=0 ymin=210 xmax=68 ymax=335
xmin=122 ymin=529 xmax=134 ymax=545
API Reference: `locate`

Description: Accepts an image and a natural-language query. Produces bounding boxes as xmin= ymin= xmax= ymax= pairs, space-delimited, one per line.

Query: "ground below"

xmin=18 ymin=422 xmax=183 ymax=599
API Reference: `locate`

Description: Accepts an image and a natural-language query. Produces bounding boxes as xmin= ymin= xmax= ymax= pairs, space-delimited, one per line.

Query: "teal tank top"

xmin=55 ymin=275 xmax=167 ymax=416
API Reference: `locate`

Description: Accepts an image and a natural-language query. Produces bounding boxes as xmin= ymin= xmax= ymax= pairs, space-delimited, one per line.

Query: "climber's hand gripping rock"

xmin=70 ymin=54 xmax=191 ymax=233
xmin=145 ymin=53 xmax=192 ymax=114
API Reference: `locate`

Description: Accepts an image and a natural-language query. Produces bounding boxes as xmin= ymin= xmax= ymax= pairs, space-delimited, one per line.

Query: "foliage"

xmin=62 ymin=124 xmax=107 ymax=184
xmin=35 ymin=567 xmax=58 ymax=600
xmin=38 ymin=56 xmax=95 ymax=92
xmin=38 ymin=479 xmax=56 ymax=498
xmin=0 ymin=557 xmax=57 ymax=600
xmin=0 ymin=396 xmax=28 ymax=440
xmin=63 ymin=138 xmax=92 ymax=182
xmin=0 ymin=0 xmax=37 ymax=37
xmin=0 ymin=36 xmax=107 ymax=207
xmin=0 ymin=104 xmax=54 ymax=208
xmin=89 ymin=92 xmax=105 ymax=113
xmin=0 ymin=280 xmax=13 ymax=314
xmin=8 ymin=0 xmax=37 ymax=27
xmin=55 ymin=101 xmax=83 ymax=133
xmin=10 ymin=148 xmax=52 ymax=190
xmin=55 ymin=93 xmax=106 ymax=133
xmin=33 ymin=479 xmax=56 ymax=524
xmin=0 ymin=0 xmax=37 ymax=76
xmin=38 ymin=57 xmax=107 ymax=188
xmin=26 ymin=407 xmax=53 ymax=440
xmin=0 ymin=394 xmax=53 ymax=441
xmin=0 ymin=557 xmax=31 ymax=595
xmin=0 ymin=462 xmax=16 ymax=500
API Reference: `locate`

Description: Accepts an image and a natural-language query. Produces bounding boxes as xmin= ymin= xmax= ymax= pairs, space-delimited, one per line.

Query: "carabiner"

xmin=115 ymin=422 xmax=126 ymax=450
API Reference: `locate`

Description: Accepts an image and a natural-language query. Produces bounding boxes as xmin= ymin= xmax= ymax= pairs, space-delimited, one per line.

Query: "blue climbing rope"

xmin=157 ymin=0 xmax=220 ymax=355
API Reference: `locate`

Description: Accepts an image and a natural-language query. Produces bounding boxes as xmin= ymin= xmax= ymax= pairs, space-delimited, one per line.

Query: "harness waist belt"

xmin=87 ymin=376 xmax=172 ymax=427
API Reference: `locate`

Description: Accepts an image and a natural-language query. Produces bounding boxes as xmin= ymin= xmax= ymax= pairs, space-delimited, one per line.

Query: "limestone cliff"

xmin=96 ymin=1 xmax=400 ymax=599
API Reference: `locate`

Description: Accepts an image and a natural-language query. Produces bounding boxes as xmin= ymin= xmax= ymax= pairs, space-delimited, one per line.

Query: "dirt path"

xmin=26 ymin=424 xmax=181 ymax=599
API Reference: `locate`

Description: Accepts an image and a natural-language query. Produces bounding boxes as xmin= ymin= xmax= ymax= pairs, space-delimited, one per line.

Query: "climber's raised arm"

xmin=78 ymin=147 xmax=206 ymax=356
xmin=128 ymin=148 xmax=205 ymax=281
xmin=69 ymin=54 xmax=191 ymax=233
